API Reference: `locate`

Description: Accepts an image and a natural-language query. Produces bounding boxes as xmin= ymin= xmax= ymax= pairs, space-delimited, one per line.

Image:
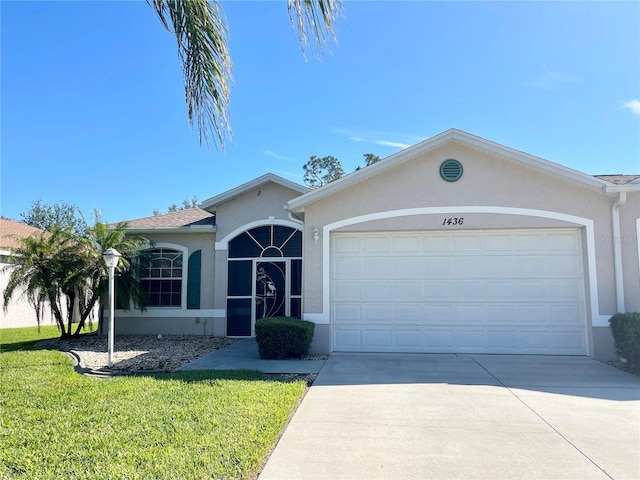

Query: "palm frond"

xmin=287 ymin=0 xmax=342 ymax=56
xmin=148 ymin=0 xmax=232 ymax=148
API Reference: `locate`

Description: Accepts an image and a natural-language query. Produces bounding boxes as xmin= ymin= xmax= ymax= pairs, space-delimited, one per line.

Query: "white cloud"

xmin=262 ymin=150 xmax=289 ymax=161
xmin=526 ymin=65 xmax=578 ymax=89
xmin=622 ymin=99 xmax=640 ymax=116
xmin=374 ymin=140 xmax=411 ymax=149
xmin=335 ymin=128 xmax=418 ymax=150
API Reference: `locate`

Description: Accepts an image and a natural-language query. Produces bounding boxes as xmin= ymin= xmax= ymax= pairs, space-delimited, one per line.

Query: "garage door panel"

xmin=362 ymin=305 xmax=392 ymax=323
xmin=550 ymin=305 xmax=584 ymax=325
xmin=363 ymin=282 xmax=392 ymax=300
xmin=452 ymin=234 xmax=483 ymax=251
xmin=332 ymin=281 xmax=361 ymax=301
xmin=547 ymin=232 xmax=581 ymax=250
xmin=393 ymin=281 xmax=422 ymax=299
xmin=334 ymin=329 xmax=362 ymax=348
xmin=421 ymin=235 xmax=451 ymax=252
xmin=333 ymin=236 xmax=360 ymax=253
xmin=362 ymin=236 xmax=391 ymax=253
xmin=334 ymin=304 xmax=362 ymax=323
xmin=332 ymin=229 xmax=587 ymax=355
xmin=392 ymin=236 xmax=421 ymax=252
xmin=333 ymin=258 xmax=360 ymax=278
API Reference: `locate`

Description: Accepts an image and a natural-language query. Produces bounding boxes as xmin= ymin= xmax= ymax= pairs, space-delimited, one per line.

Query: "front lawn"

xmin=0 ymin=327 xmax=307 ymax=479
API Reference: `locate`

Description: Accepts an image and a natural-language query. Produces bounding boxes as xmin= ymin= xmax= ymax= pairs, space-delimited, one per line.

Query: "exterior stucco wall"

xmin=214 ymin=183 xmax=301 ymax=241
xmin=212 ymin=182 xmax=306 ymax=336
xmin=114 ymin=231 xmax=220 ymax=335
xmin=1 ymin=260 xmax=59 ymax=329
xmin=298 ymin=142 xmax=637 ymax=358
xmin=115 ymin=181 xmax=305 ymax=337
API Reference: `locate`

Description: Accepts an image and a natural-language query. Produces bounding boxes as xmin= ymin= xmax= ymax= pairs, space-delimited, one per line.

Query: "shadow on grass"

xmin=133 ymin=369 xmax=315 ymax=386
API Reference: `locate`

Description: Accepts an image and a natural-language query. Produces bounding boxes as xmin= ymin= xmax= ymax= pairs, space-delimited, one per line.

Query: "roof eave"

xmin=201 ymin=173 xmax=309 ymax=211
xmin=124 ymin=225 xmax=216 ymax=234
xmin=603 ymin=184 xmax=640 ymax=193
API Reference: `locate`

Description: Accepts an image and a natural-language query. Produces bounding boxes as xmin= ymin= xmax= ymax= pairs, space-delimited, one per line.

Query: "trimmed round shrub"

xmin=609 ymin=312 xmax=640 ymax=373
xmin=255 ymin=317 xmax=315 ymax=359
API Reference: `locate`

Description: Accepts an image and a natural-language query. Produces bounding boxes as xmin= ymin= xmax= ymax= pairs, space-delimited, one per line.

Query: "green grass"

xmin=0 ymin=327 xmax=307 ymax=479
xmin=0 ymin=325 xmax=63 ymax=352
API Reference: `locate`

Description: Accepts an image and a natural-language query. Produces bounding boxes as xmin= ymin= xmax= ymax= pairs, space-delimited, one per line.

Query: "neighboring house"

xmin=115 ymin=129 xmax=640 ymax=361
xmin=0 ymin=219 xmax=56 ymax=328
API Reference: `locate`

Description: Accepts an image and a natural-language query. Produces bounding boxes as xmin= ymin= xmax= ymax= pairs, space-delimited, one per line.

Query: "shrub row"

xmin=609 ymin=312 xmax=640 ymax=373
xmin=255 ymin=317 xmax=315 ymax=359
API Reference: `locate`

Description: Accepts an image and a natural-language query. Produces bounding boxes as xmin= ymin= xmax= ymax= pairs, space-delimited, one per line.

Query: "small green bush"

xmin=609 ymin=312 xmax=640 ymax=373
xmin=255 ymin=317 xmax=315 ymax=359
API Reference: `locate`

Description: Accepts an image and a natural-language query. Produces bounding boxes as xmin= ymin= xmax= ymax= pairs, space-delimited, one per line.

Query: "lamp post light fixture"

xmin=102 ymin=248 xmax=122 ymax=368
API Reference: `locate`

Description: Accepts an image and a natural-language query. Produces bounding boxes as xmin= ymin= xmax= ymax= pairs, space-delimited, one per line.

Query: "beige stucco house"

xmin=0 ymin=219 xmax=57 ymax=328
xmin=115 ymin=129 xmax=640 ymax=360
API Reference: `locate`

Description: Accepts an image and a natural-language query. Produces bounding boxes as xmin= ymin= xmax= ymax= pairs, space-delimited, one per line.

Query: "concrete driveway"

xmin=259 ymin=354 xmax=640 ymax=480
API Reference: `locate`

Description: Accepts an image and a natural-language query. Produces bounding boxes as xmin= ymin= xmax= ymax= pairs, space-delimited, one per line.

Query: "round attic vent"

xmin=440 ymin=159 xmax=463 ymax=182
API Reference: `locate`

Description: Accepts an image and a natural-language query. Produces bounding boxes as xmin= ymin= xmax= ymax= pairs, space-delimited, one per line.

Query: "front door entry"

xmin=226 ymin=225 xmax=303 ymax=337
xmin=256 ymin=261 xmax=286 ymax=320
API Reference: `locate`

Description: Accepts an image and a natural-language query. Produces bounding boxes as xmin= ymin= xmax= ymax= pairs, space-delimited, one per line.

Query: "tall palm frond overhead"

xmin=147 ymin=0 xmax=341 ymax=148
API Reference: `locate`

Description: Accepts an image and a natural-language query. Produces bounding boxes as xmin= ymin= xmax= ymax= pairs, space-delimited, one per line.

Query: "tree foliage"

xmin=153 ymin=196 xmax=199 ymax=215
xmin=363 ymin=153 xmax=381 ymax=166
xmin=2 ymin=212 xmax=149 ymax=338
xmin=148 ymin=0 xmax=341 ymax=148
xmin=20 ymin=200 xmax=85 ymax=236
xmin=303 ymin=155 xmax=345 ymax=187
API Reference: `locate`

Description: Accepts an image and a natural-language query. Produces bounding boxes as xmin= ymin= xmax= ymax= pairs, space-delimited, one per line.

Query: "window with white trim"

xmin=140 ymin=248 xmax=184 ymax=307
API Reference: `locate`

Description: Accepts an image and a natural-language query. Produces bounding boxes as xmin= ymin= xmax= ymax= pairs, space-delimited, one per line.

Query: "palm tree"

xmin=2 ymin=228 xmax=90 ymax=337
xmin=147 ymin=0 xmax=341 ymax=147
xmin=3 ymin=218 xmax=150 ymax=338
xmin=85 ymin=216 xmax=150 ymax=335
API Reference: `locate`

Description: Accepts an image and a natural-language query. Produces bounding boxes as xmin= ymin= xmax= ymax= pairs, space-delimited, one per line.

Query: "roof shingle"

xmin=594 ymin=175 xmax=640 ymax=185
xmin=122 ymin=208 xmax=215 ymax=230
xmin=0 ymin=219 xmax=44 ymax=251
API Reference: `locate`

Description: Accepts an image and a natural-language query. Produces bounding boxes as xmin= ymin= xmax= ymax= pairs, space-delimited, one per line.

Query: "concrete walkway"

xmin=176 ymin=338 xmax=326 ymax=374
xmin=259 ymin=354 xmax=640 ymax=480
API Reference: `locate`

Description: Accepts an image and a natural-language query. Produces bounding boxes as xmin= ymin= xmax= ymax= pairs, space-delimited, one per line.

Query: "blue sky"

xmin=2 ymin=1 xmax=639 ymax=223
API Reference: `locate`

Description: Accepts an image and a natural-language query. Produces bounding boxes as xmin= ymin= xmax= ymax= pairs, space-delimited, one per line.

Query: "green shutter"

xmin=187 ymin=250 xmax=202 ymax=309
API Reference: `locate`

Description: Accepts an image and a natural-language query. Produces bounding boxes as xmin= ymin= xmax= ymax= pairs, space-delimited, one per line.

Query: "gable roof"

xmin=200 ymin=173 xmax=309 ymax=211
xmin=0 ymin=218 xmax=44 ymax=252
xmin=122 ymin=208 xmax=215 ymax=232
xmin=287 ymin=128 xmax=639 ymax=212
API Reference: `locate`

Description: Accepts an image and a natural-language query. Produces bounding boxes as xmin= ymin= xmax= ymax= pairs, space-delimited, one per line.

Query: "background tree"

xmin=149 ymin=0 xmax=341 ymax=147
xmin=303 ymin=155 xmax=345 ymax=187
xmin=20 ymin=200 xmax=85 ymax=236
xmin=355 ymin=153 xmax=382 ymax=171
xmin=153 ymin=196 xmax=199 ymax=215
xmin=363 ymin=153 xmax=381 ymax=166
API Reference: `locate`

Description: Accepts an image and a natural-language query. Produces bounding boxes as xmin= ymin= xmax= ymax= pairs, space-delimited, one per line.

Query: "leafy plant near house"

xmin=2 ymin=211 xmax=149 ymax=338
xmin=256 ymin=317 xmax=315 ymax=359
xmin=609 ymin=312 xmax=640 ymax=373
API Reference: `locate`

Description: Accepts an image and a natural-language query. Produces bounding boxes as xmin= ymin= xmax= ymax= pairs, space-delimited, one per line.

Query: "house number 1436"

xmin=442 ymin=217 xmax=464 ymax=226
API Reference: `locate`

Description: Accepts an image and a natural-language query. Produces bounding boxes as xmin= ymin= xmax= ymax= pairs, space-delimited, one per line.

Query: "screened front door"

xmin=226 ymin=225 xmax=302 ymax=336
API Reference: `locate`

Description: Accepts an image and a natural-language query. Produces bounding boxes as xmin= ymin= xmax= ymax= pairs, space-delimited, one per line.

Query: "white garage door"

xmin=331 ymin=228 xmax=587 ymax=355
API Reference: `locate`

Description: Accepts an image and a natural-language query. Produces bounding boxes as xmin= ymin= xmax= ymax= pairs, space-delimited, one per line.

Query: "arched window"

xmin=229 ymin=225 xmax=302 ymax=258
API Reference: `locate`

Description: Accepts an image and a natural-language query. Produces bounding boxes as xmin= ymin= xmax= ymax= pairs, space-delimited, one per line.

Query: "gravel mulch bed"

xmin=40 ymin=334 xmax=238 ymax=373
